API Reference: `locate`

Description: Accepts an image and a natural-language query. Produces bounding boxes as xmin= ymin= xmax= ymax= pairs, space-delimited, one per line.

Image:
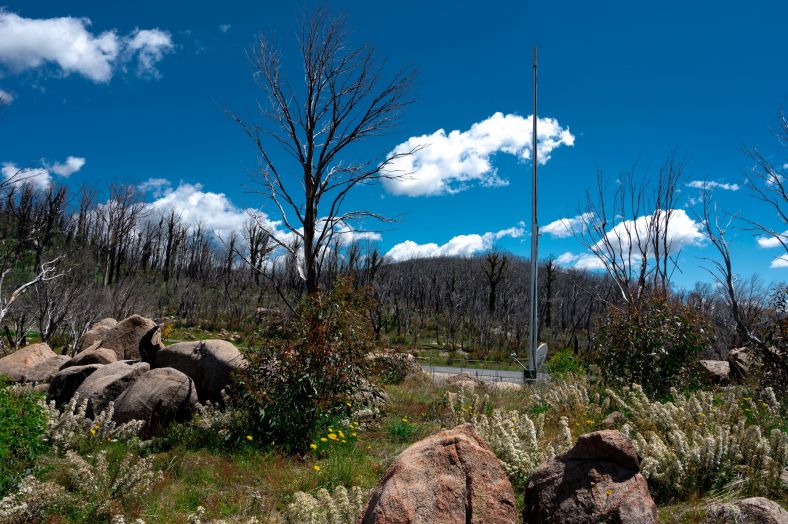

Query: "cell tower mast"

xmin=527 ymin=47 xmax=539 ymax=380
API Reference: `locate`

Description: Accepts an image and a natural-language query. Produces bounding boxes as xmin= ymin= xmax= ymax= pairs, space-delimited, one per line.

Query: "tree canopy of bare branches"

xmin=576 ymin=158 xmax=683 ymax=304
xmin=233 ymin=11 xmax=414 ymax=294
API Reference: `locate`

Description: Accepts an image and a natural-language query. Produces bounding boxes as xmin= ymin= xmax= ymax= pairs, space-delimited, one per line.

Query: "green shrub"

xmin=385 ymin=416 xmax=419 ymax=441
xmin=593 ymin=295 xmax=711 ymax=397
xmin=235 ymin=280 xmax=376 ymax=453
xmin=544 ymin=348 xmax=586 ymax=377
xmin=0 ymin=383 xmax=49 ymax=495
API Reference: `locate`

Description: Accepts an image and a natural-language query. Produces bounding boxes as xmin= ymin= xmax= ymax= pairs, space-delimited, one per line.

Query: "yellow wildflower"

xmin=246 ymin=435 xmax=253 ymax=441
xmin=313 ymin=465 xmax=321 ymax=472
xmin=320 ymin=437 xmax=328 ymax=442
xmin=351 ymin=432 xmax=357 ymax=437
xmin=310 ymin=443 xmax=318 ymax=450
xmin=328 ymin=433 xmax=338 ymax=441
xmin=338 ymin=430 xmax=345 ymax=438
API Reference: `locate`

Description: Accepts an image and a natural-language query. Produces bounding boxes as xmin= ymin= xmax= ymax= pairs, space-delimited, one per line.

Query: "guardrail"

xmin=415 ymin=356 xmax=527 ymax=385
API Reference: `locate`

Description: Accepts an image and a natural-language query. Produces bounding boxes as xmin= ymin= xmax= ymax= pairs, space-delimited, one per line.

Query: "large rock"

xmin=523 ymin=430 xmax=658 ymax=524
xmin=98 ymin=315 xmax=161 ymax=361
xmin=75 ymin=360 xmax=150 ymax=417
xmin=60 ymin=344 xmax=118 ymax=369
xmin=727 ymin=346 xmax=755 ymax=382
xmin=446 ymin=372 xmax=481 ymax=391
xmin=359 ymin=423 xmax=517 ymax=524
xmin=707 ymin=497 xmax=788 ymax=523
xmin=47 ymin=364 xmax=103 ymax=407
xmin=79 ymin=318 xmax=117 ymax=350
xmin=489 ymin=381 xmax=523 ymax=392
xmin=699 ymin=360 xmax=730 ymax=384
xmin=113 ymin=367 xmax=198 ymax=434
xmin=25 ymin=355 xmax=71 ymax=382
xmin=0 ymin=343 xmax=58 ymax=382
xmin=351 ymin=378 xmax=388 ymax=421
xmin=155 ymin=339 xmax=244 ymax=403
xmin=368 ymin=351 xmax=427 ymax=384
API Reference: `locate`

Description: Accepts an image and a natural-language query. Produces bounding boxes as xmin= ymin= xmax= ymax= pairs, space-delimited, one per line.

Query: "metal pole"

xmin=527 ymin=47 xmax=539 ymax=380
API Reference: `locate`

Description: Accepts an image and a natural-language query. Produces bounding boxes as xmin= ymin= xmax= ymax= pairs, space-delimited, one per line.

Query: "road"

xmin=421 ymin=364 xmax=548 ymax=385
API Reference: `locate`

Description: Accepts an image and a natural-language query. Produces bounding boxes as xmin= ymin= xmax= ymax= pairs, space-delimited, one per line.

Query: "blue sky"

xmin=0 ymin=1 xmax=786 ymax=288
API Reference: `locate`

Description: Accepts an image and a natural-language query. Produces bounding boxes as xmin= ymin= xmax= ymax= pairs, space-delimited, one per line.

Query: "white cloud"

xmin=50 ymin=156 xmax=85 ymax=177
xmin=0 ymin=11 xmax=173 ymax=82
xmin=382 ymin=112 xmax=574 ymax=196
xmin=686 ymin=180 xmax=740 ymax=191
xmin=542 ymin=212 xmax=594 ymax=238
xmin=145 ymin=182 xmax=272 ymax=240
xmin=219 ymin=24 xmax=231 ymax=33
xmin=123 ymin=29 xmax=174 ymax=77
xmin=767 ymin=172 xmax=785 ymax=187
xmin=1 ymin=162 xmax=52 ymax=190
xmin=385 ymin=224 xmax=525 ymax=262
xmin=137 ymin=177 xmax=171 ymax=196
xmin=757 ymin=232 xmax=787 ymax=249
xmin=0 ymin=88 xmax=12 ymax=103
xmin=555 ymin=251 xmax=605 ymax=270
xmin=771 ymin=254 xmax=788 ymax=269
xmin=555 ymin=209 xmax=704 ymax=271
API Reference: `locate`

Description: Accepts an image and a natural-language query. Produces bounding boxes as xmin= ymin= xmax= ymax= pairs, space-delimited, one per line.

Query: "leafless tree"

xmin=576 ymin=158 xmax=683 ymax=304
xmin=698 ymin=191 xmax=756 ymax=346
xmin=0 ymin=256 xmax=63 ymax=342
xmin=234 ymin=11 xmax=415 ymax=293
xmin=482 ymin=251 xmax=507 ymax=313
xmin=742 ymin=111 xmax=787 ymax=256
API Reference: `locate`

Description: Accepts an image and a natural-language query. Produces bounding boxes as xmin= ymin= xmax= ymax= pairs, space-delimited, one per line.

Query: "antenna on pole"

xmin=527 ymin=47 xmax=539 ymax=381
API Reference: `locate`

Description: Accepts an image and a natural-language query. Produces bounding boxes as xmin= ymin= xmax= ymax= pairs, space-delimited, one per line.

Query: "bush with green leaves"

xmin=593 ymin=294 xmax=711 ymax=397
xmin=544 ymin=348 xmax=586 ymax=377
xmin=235 ymin=280 xmax=376 ymax=452
xmin=0 ymin=383 xmax=49 ymax=496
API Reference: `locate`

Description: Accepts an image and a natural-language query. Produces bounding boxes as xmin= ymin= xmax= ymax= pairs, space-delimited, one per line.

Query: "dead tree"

xmin=482 ymin=251 xmax=507 ymax=313
xmin=577 ymin=158 xmax=684 ymax=305
xmin=0 ymin=256 xmax=63 ymax=349
xmin=742 ymin=111 xmax=787 ymax=256
xmin=234 ymin=10 xmax=414 ymax=294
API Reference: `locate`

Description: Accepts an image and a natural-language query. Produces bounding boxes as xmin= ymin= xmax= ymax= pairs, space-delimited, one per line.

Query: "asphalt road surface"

xmin=421 ymin=365 xmax=548 ymax=384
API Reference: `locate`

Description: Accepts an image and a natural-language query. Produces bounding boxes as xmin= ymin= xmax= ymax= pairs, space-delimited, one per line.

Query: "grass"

xmin=5 ymin=355 xmax=787 ymax=522
xmin=108 ymin=377 xmax=447 ymax=523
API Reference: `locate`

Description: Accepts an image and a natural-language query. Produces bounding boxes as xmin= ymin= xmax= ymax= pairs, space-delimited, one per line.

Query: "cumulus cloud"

xmin=0 ymin=11 xmax=173 ymax=82
xmin=555 ymin=251 xmax=605 ymax=270
xmin=686 ymin=180 xmax=740 ymax=191
xmin=555 ymin=209 xmax=704 ymax=271
xmin=144 ymin=182 xmax=273 ymax=240
xmin=1 ymin=163 xmax=52 ymax=190
xmin=124 ymin=29 xmax=174 ymax=77
xmin=1 ymin=155 xmax=86 ymax=190
xmin=50 ymin=156 xmax=85 ymax=177
xmin=0 ymin=88 xmax=12 ymax=103
xmin=757 ymin=233 xmax=787 ymax=249
xmin=385 ymin=224 xmax=525 ymax=262
xmin=382 ymin=112 xmax=574 ymax=196
xmin=542 ymin=212 xmax=594 ymax=238
xmin=771 ymin=254 xmax=788 ymax=269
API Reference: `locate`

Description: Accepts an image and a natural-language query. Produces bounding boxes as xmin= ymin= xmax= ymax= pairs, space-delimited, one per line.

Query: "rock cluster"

xmin=359 ymin=423 xmax=517 ymax=523
xmin=0 ymin=315 xmax=246 ymax=435
xmin=523 ymin=430 xmax=658 ymax=523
